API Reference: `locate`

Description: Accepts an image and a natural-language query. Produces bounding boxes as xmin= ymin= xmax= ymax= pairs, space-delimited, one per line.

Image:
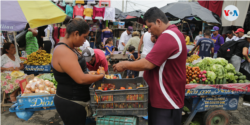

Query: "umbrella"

xmin=1 ymin=0 xmax=67 ymax=31
xmin=160 ymin=2 xmax=221 ymax=24
xmin=117 ymin=10 xmax=144 ymax=20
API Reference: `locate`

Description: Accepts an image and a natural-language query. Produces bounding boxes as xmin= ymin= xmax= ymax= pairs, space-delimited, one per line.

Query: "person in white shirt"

xmin=234 ymin=28 xmax=245 ymax=41
xmin=79 ymin=40 xmax=90 ymax=51
xmin=138 ymin=29 xmax=155 ymax=77
xmin=225 ymin=30 xmax=237 ymax=42
xmin=118 ymin=26 xmax=133 ymax=51
xmin=194 ymin=31 xmax=203 ymax=44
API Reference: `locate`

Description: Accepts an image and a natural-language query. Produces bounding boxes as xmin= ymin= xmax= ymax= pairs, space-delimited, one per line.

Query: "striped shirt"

xmin=25 ymin=31 xmax=39 ymax=55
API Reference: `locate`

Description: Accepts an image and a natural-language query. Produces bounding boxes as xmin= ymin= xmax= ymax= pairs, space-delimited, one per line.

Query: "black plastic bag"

xmin=240 ymin=61 xmax=250 ymax=80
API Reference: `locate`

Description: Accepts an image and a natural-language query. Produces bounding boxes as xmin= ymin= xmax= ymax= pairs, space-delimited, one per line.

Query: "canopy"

xmin=1 ymin=0 xmax=67 ymax=31
xmin=117 ymin=10 xmax=144 ymax=20
xmin=160 ymin=2 xmax=221 ymax=24
xmin=115 ymin=8 xmax=123 ymax=19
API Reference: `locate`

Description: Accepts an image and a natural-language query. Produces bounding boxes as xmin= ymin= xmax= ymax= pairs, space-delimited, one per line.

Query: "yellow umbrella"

xmin=19 ymin=0 xmax=66 ymax=28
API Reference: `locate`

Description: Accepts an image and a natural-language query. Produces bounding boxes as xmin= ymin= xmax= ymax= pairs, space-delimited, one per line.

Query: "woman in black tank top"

xmin=52 ymin=19 xmax=105 ymax=125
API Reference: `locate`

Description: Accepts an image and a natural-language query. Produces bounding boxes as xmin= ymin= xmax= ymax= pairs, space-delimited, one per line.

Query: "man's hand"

xmin=113 ymin=61 xmax=128 ymax=72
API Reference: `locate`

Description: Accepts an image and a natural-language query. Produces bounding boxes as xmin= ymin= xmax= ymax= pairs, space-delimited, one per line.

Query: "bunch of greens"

xmin=225 ymin=64 xmax=236 ymax=74
xmin=39 ymin=73 xmax=58 ymax=88
xmin=206 ymin=71 xmax=216 ymax=84
xmin=214 ymin=58 xmax=228 ymax=67
xmin=226 ymin=72 xmax=237 ymax=83
xmin=210 ymin=64 xmax=226 ymax=79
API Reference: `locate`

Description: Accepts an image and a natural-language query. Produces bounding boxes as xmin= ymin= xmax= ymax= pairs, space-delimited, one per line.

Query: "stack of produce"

xmin=39 ymin=73 xmax=58 ymax=88
xmin=24 ymin=50 xmax=52 ymax=65
xmin=188 ymin=57 xmax=249 ymax=84
xmin=23 ymin=77 xmax=56 ymax=95
xmin=186 ymin=55 xmax=200 ymax=63
xmin=186 ymin=66 xmax=201 ymax=84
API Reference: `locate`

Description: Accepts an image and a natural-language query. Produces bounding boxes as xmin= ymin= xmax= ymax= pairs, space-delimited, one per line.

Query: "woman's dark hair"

xmin=89 ymin=31 xmax=94 ymax=36
xmin=63 ymin=16 xmax=72 ymax=25
xmin=66 ymin=18 xmax=89 ymax=38
xmin=105 ymin=38 xmax=113 ymax=45
xmin=2 ymin=42 xmax=14 ymax=54
xmin=143 ymin=7 xmax=169 ymax=24
xmin=128 ymin=46 xmax=135 ymax=52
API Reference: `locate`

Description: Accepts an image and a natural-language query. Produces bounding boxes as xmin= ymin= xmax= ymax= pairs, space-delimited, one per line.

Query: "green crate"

xmin=97 ymin=116 xmax=137 ymax=125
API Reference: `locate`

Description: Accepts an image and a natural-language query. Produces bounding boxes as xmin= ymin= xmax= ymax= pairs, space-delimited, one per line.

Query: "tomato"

xmin=104 ymin=87 xmax=108 ymax=91
xmin=120 ymin=87 xmax=125 ymax=90
xmin=128 ymin=87 xmax=132 ymax=89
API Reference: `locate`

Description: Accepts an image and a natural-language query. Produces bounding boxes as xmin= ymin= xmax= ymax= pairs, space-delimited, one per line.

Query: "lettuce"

xmin=210 ymin=64 xmax=226 ymax=79
xmin=226 ymin=72 xmax=236 ymax=83
xmin=207 ymin=71 xmax=217 ymax=84
xmin=214 ymin=58 xmax=228 ymax=66
xmin=225 ymin=64 xmax=236 ymax=74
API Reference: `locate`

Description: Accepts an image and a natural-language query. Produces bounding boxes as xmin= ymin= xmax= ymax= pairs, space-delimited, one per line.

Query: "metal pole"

xmin=122 ymin=0 xmax=124 ymax=12
xmin=126 ymin=0 xmax=128 ymax=12
xmin=13 ymin=32 xmax=19 ymax=57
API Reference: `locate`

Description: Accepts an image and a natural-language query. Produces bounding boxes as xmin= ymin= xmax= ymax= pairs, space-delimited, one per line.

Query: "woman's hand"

xmin=14 ymin=67 xmax=20 ymax=71
xmin=7 ymin=67 xmax=15 ymax=71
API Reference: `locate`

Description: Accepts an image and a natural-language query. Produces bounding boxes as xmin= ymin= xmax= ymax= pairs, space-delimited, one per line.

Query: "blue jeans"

xmin=213 ymin=53 xmax=217 ymax=58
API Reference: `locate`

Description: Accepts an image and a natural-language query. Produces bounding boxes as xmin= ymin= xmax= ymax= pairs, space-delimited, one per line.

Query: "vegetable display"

xmin=186 ymin=66 xmax=201 ymax=84
xmin=188 ymin=57 xmax=249 ymax=84
xmin=23 ymin=77 xmax=56 ymax=95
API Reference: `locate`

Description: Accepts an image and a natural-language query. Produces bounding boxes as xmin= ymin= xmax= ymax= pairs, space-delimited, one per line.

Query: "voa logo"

xmin=223 ymin=5 xmax=239 ymax=21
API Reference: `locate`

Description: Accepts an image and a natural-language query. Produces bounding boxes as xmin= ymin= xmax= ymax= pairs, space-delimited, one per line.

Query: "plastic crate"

xmin=89 ymin=77 xmax=148 ymax=117
xmin=97 ymin=116 xmax=137 ymax=125
xmin=9 ymin=94 xmax=56 ymax=112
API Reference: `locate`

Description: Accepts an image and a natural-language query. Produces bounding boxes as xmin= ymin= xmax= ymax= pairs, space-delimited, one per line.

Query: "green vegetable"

xmin=207 ymin=71 xmax=216 ymax=84
xmin=245 ymin=80 xmax=250 ymax=83
xmin=226 ymin=72 xmax=236 ymax=83
xmin=239 ymin=76 xmax=246 ymax=80
xmin=183 ymin=106 xmax=190 ymax=112
xmin=223 ymin=78 xmax=227 ymax=84
xmin=238 ymin=80 xmax=244 ymax=83
xmin=208 ymin=81 xmax=211 ymax=84
xmin=225 ymin=64 xmax=236 ymax=74
xmin=215 ymin=78 xmax=219 ymax=84
xmin=214 ymin=58 xmax=228 ymax=66
xmin=190 ymin=121 xmax=200 ymax=125
xmin=219 ymin=79 xmax=223 ymax=84
xmin=205 ymin=80 xmax=208 ymax=84
xmin=236 ymin=72 xmax=241 ymax=76
xmin=39 ymin=73 xmax=53 ymax=81
xmin=234 ymin=76 xmax=238 ymax=80
xmin=210 ymin=64 xmax=226 ymax=79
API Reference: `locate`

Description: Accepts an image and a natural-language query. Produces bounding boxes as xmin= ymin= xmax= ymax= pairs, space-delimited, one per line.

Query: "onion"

xmin=45 ymin=81 xmax=50 ymax=87
xmin=50 ymin=88 xmax=55 ymax=94
xmin=31 ymin=86 xmax=36 ymax=92
xmin=25 ymin=90 xmax=32 ymax=94
xmin=26 ymin=84 xmax=31 ymax=89
xmin=35 ymin=89 xmax=39 ymax=93
xmin=50 ymin=82 xmax=54 ymax=88
xmin=39 ymin=90 xmax=45 ymax=93
xmin=44 ymin=91 xmax=50 ymax=94
xmin=39 ymin=84 xmax=45 ymax=90
xmin=45 ymin=87 xmax=51 ymax=93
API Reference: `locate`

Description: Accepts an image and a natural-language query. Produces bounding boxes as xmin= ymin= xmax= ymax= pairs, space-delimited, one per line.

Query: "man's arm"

xmin=113 ymin=58 xmax=156 ymax=72
xmin=122 ymin=42 xmax=126 ymax=46
xmin=190 ymin=45 xmax=198 ymax=55
xmin=138 ymin=35 xmax=144 ymax=57
xmin=242 ymin=47 xmax=250 ymax=63
xmin=211 ymin=47 xmax=214 ymax=58
xmin=220 ymin=36 xmax=224 ymax=46
xmin=123 ymin=40 xmax=131 ymax=55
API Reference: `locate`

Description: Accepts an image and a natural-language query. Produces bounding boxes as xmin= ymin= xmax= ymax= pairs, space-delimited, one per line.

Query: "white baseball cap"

xmin=82 ymin=47 xmax=95 ymax=62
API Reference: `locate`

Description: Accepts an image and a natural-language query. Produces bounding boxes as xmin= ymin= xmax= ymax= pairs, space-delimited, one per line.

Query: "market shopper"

xmin=113 ymin=7 xmax=187 ymax=125
xmin=194 ymin=31 xmax=203 ymax=44
xmin=229 ymin=31 xmax=250 ymax=71
xmin=123 ymin=31 xmax=141 ymax=58
xmin=211 ymin=26 xmax=224 ymax=58
xmin=190 ymin=30 xmax=214 ymax=58
xmin=52 ymin=18 xmax=105 ymax=125
xmin=82 ymin=47 xmax=109 ymax=74
xmin=138 ymin=29 xmax=155 ymax=77
xmin=234 ymin=28 xmax=245 ymax=41
xmin=225 ymin=30 xmax=237 ymax=42
xmin=25 ymin=28 xmax=39 ymax=55
xmin=184 ymin=32 xmax=190 ymax=45
xmin=118 ymin=26 xmax=133 ymax=51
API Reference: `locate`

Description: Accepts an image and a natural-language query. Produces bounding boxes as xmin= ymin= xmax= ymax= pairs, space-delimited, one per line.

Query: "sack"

xmin=217 ymin=39 xmax=242 ymax=60
xmin=16 ymin=29 xmax=28 ymax=47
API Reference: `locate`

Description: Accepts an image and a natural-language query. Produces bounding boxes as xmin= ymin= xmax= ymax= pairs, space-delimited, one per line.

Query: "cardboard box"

xmin=19 ymin=74 xmax=34 ymax=94
xmin=118 ymin=22 xmax=125 ymax=28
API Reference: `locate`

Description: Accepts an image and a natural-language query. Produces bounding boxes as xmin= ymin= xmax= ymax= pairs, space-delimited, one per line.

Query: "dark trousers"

xmin=133 ymin=52 xmax=139 ymax=77
xmin=54 ymin=95 xmax=87 ymax=125
xmin=148 ymin=103 xmax=183 ymax=125
xmin=43 ymin=40 xmax=52 ymax=53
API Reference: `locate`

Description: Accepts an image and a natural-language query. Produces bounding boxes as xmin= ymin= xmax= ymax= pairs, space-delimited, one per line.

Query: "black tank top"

xmin=53 ymin=43 xmax=90 ymax=101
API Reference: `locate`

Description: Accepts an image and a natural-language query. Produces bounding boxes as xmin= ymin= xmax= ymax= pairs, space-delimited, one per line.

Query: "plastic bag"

xmin=240 ymin=61 xmax=250 ymax=80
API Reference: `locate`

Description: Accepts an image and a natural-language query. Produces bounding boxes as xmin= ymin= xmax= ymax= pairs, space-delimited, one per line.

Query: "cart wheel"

xmin=203 ymin=108 xmax=229 ymax=125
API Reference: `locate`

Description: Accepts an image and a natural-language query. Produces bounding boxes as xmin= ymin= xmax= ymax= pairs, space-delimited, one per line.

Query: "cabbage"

xmin=214 ymin=58 xmax=228 ymax=66
xmin=225 ymin=64 xmax=236 ymax=74
xmin=198 ymin=57 xmax=215 ymax=70
xmin=226 ymin=72 xmax=236 ymax=83
xmin=210 ymin=64 xmax=226 ymax=79
xmin=207 ymin=71 xmax=216 ymax=84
